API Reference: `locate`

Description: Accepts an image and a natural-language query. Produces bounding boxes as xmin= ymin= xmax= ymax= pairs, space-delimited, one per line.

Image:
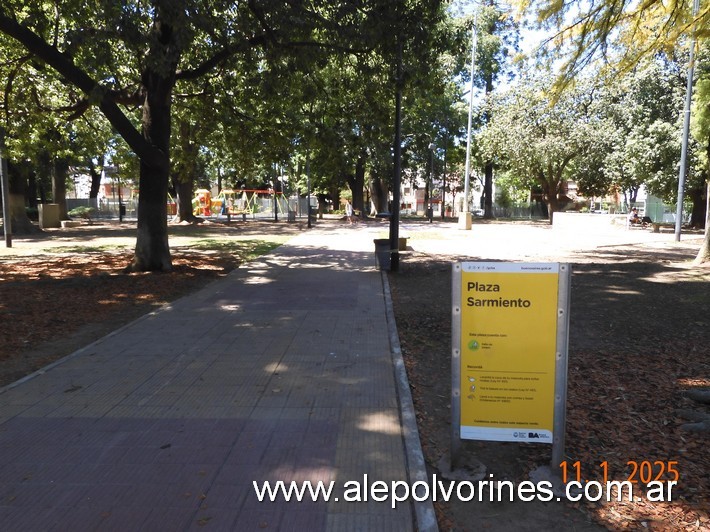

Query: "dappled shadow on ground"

xmin=2 ymin=220 xmax=708 ymax=530
xmin=1 ymin=219 xmax=309 ymax=250
xmin=0 ymin=220 xmax=316 ymax=377
xmin=576 ymin=242 xmax=700 ymax=264
xmin=0 ymin=251 xmax=239 ymax=386
xmin=389 ymin=243 xmax=709 ymax=531
xmin=0 ymin=233 xmax=414 ymax=531
xmin=0 ymin=235 xmax=375 ymax=388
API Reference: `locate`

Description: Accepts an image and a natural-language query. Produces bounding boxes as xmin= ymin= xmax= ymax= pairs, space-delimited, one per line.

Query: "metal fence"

xmin=65 ymin=194 xmax=317 ymax=221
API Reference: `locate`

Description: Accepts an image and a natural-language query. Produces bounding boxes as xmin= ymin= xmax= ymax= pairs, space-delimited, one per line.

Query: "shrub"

xmin=68 ymin=206 xmax=96 ymax=222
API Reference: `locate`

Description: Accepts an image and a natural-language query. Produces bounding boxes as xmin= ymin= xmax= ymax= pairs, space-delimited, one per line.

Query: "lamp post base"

xmin=458 ymin=212 xmax=472 ymax=230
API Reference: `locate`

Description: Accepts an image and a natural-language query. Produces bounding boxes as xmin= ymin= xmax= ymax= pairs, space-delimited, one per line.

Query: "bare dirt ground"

xmin=387 ymin=220 xmax=710 ymax=531
xmin=0 ymin=219 xmax=303 ymax=386
xmin=1 ymin=218 xmax=709 ymax=531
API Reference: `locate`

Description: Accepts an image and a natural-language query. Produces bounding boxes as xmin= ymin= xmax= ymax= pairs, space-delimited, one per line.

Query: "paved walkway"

xmin=0 ymin=224 xmax=435 ymax=531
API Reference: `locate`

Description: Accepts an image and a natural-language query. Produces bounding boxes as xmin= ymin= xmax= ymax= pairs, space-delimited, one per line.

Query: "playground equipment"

xmin=193 ymin=189 xmax=212 ymax=216
xmin=192 ymin=188 xmax=289 ymax=218
xmin=241 ymin=189 xmax=288 ymax=218
xmin=167 ymin=192 xmax=177 ymax=215
xmin=191 ymin=188 xmax=294 ymax=219
xmin=212 ymin=188 xmax=238 ymax=215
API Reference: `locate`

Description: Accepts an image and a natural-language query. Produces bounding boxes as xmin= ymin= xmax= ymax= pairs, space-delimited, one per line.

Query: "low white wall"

xmin=552 ymin=212 xmax=627 ymax=232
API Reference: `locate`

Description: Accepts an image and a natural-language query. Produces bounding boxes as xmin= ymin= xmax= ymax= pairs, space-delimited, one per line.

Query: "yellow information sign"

xmin=456 ymin=262 xmax=564 ymax=443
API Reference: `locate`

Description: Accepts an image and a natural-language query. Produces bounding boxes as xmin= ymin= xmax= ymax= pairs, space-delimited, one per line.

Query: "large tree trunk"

xmin=440 ymin=143 xmax=448 ymax=219
xmin=52 ymin=159 xmax=69 ymax=220
xmin=0 ymin=6 xmax=177 ymax=271
xmin=89 ymin=157 xmax=103 ymax=199
xmin=316 ymin=193 xmax=328 ymax=219
xmin=627 ymin=186 xmax=639 ymax=205
xmin=369 ymin=173 xmax=388 ymax=215
xmin=688 ymin=183 xmax=707 ymax=229
xmin=134 ymin=158 xmax=171 ymax=271
xmin=483 ymin=161 xmax=494 ymax=218
xmin=695 ymin=180 xmax=710 ymax=264
xmin=539 ymin=165 xmax=571 ymax=224
xmin=330 ymin=185 xmax=341 ymax=216
xmin=694 ymin=143 xmax=710 ymax=264
xmin=546 ymin=195 xmax=562 ymax=224
xmin=130 ymin=68 xmax=174 ymax=272
xmin=353 ymin=155 xmax=366 ymax=216
xmin=172 ymin=178 xmax=199 ymax=223
xmin=8 ymin=162 xmax=38 ymax=233
xmin=345 ymin=155 xmax=369 ymax=218
xmin=171 ymin=118 xmax=201 ymax=224
xmin=695 ymin=235 xmax=709 ymax=263
xmin=541 ymin=178 xmax=562 ymax=225
xmin=25 ymin=169 xmax=39 ymax=211
xmin=9 ymin=194 xmax=35 ymax=233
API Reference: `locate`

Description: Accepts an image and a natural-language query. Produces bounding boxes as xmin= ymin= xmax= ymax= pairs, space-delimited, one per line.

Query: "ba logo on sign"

xmin=513 ymin=432 xmax=545 ymax=439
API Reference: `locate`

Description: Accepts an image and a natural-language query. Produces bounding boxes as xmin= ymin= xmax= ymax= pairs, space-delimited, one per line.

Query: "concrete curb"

xmin=381 ymin=271 xmax=439 ymax=532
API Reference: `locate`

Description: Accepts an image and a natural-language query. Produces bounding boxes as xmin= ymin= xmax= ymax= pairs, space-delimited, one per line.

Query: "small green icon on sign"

xmin=468 ymin=340 xmax=480 ymax=351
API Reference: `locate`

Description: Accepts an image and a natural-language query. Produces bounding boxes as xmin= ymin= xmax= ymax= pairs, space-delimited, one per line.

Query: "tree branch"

xmin=28 ymin=85 xmax=140 ymax=120
xmin=3 ymin=54 xmax=32 ymax=122
xmin=175 ymin=34 xmax=268 ymax=81
xmin=0 ymin=8 xmax=159 ymax=166
xmin=177 ymin=1 xmax=371 ymax=83
xmin=247 ymin=0 xmax=280 ymax=46
xmin=30 ymin=87 xmax=90 ymax=119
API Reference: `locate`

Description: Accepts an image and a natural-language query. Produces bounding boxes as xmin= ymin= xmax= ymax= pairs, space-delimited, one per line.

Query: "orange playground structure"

xmin=192 ymin=188 xmax=288 ymax=218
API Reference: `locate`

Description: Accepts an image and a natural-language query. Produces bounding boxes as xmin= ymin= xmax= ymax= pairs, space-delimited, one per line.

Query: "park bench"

xmin=650 ymin=222 xmax=675 ymax=233
xmin=60 ymin=220 xmax=82 ymax=228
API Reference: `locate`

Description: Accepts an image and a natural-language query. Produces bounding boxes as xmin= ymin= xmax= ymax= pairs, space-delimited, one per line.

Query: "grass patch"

xmin=186 ymin=238 xmax=285 ymax=261
xmin=43 ymin=237 xmax=287 ymax=260
xmin=45 ymin=245 xmax=130 ymax=254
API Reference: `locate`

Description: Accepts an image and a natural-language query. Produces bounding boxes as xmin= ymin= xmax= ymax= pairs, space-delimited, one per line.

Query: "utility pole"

xmin=1 ymin=128 xmax=13 ymax=247
xmin=306 ymin=150 xmax=312 ymax=229
xmin=389 ymin=40 xmax=403 ymax=272
xmin=675 ymin=0 xmax=700 ymax=241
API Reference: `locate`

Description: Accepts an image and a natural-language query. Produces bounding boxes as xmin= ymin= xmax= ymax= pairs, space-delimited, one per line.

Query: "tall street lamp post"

xmin=675 ymin=0 xmax=701 ymax=241
xmin=389 ymin=41 xmax=403 ymax=272
xmin=0 ymin=127 xmax=11 ymax=247
xmin=459 ymin=12 xmax=478 ymax=230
